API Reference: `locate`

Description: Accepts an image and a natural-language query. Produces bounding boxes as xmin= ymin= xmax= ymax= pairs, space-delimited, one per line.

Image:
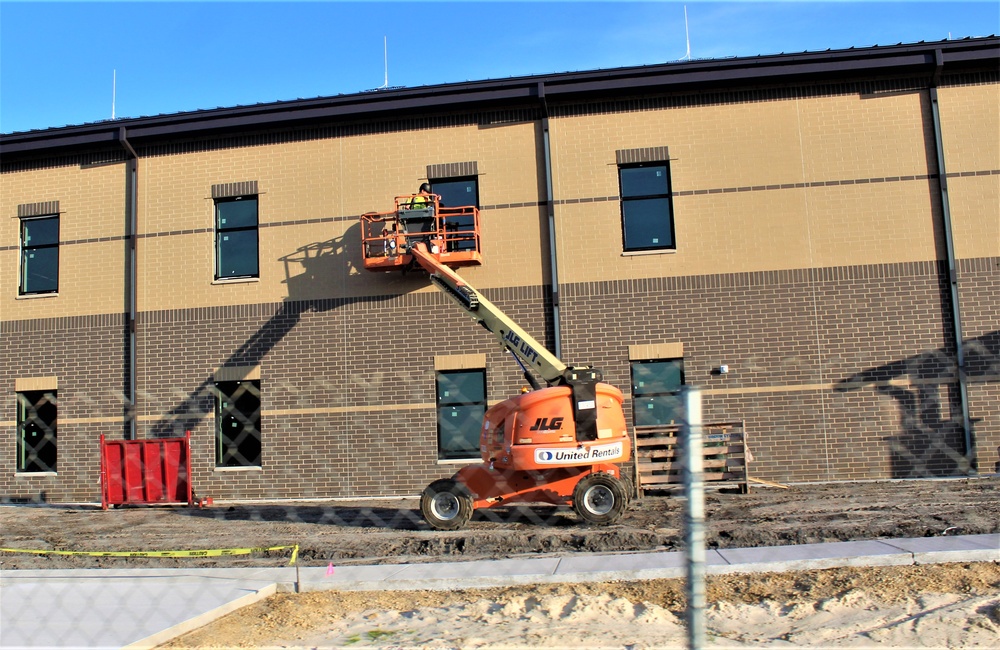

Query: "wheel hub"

xmin=583 ymin=484 xmax=615 ymax=515
xmin=430 ymin=492 xmax=461 ymax=520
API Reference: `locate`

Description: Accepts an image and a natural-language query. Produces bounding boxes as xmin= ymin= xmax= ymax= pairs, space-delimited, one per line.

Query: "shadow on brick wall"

xmin=150 ymin=222 xmax=394 ymax=439
xmin=835 ymin=330 xmax=999 ymax=478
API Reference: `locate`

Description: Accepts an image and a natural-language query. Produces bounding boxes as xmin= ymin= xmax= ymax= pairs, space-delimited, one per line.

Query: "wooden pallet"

xmin=631 ymin=421 xmax=750 ymax=496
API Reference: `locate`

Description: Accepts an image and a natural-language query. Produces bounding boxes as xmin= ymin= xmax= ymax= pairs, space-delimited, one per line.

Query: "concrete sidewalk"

xmin=1 ymin=533 xmax=996 ymax=649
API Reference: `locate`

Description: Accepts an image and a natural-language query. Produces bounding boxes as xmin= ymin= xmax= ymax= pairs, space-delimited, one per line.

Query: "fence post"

xmin=682 ymin=386 xmax=705 ymax=650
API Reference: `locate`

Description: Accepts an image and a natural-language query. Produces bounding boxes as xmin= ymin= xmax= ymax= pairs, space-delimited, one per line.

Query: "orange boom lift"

xmin=361 ymin=194 xmax=632 ymax=529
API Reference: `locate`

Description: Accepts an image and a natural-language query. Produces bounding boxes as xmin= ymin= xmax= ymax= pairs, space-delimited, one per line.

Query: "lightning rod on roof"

xmin=112 ymin=69 xmax=116 ymax=120
xmin=380 ymin=36 xmax=388 ymax=90
xmin=680 ymin=5 xmax=692 ymax=61
xmin=363 ymin=36 xmax=403 ymax=92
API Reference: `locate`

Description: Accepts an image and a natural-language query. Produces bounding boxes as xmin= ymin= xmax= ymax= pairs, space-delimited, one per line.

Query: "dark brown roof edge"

xmin=3 ymin=37 xmax=997 ymax=157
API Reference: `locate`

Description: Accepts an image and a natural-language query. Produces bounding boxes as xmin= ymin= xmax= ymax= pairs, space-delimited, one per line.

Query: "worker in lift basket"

xmin=408 ymin=182 xmax=434 ymax=211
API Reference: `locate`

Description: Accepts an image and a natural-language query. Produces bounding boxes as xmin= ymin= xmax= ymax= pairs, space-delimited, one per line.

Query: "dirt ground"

xmin=2 ymin=477 xmax=998 ymax=647
xmin=1 ymin=477 xmax=996 ymax=571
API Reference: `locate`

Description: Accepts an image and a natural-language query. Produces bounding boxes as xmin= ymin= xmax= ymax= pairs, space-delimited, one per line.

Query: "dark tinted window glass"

xmin=438 ymin=404 xmax=485 ymax=456
xmin=215 ymin=197 xmax=259 ymax=279
xmin=437 ymin=371 xmax=486 ymax=405
xmin=215 ymin=380 xmax=262 ymax=467
xmin=631 ymin=359 xmax=684 ymax=426
xmin=432 ymin=177 xmax=478 ymax=209
xmin=633 ymin=394 xmax=684 ymax=427
xmin=21 ymin=247 xmax=59 ymax=294
xmin=622 ymin=198 xmax=673 ymax=249
xmin=436 ymin=369 xmax=486 ymax=460
xmin=20 ymin=216 xmax=59 ymax=294
xmin=217 ymin=229 xmax=259 ymax=278
xmin=17 ymin=390 xmax=57 ymax=473
xmin=216 ymin=198 xmax=258 ymax=229
xmin=633 ymin=360 xmax=683 ymax=395
xmin=22 ymin=218 xmax=60 ymax=246
xmin=619 ymin=162 xmax=674 ymax=252
xmin=620 ymin=165 xmax=668 ymax=197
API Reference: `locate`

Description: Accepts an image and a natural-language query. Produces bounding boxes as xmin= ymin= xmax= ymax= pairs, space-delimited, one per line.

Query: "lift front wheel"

xmin=420 ymin=478 xmax=474 ymax=531
xmin=573 ymin=474 xmax=627 ymax=525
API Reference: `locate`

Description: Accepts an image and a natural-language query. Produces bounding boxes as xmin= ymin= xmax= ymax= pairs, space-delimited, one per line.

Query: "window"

xmin=215 ymin=196 xmax=258 ymax=279
xmin=619 ymin=162 xmax=675 ymax=252
xmin=631 ymin=359 xmax=684 ymax=426
xmin=20 ymin=215 xmax=59 ymax=294
xmin=16 ymin=391 xmax=57 ymax=472
xmin=431 ymin=176 xmax=479 ymax=253
xmin=436 ymin=369 xmax=486 ymax=460
xmin=214 ymin=380 xmax=261 ymax=467
xmin=431 ymin=176 xmax=479 ymax=210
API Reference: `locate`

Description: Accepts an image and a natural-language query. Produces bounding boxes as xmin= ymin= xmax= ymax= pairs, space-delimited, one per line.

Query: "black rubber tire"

xmin=620 ymin=475 xmax=635 ymax=504
xmin=572 ymin=473 xmax=627 ymax=525
xmin=420 ymin=478 xmax=473 ymax=531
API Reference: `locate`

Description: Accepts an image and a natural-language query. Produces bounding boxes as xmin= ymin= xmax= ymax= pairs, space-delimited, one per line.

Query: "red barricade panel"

xmin=100 ymin=433 xmax=192 ymax=508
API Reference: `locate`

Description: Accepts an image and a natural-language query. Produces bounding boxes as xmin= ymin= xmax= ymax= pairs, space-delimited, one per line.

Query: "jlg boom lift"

xmin=361 ymin=194 xmax=632 ymax=530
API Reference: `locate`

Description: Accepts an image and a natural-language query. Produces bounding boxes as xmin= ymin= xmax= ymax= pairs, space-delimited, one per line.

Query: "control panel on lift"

xmin=360 ymin=194 xmax=482 ymax=271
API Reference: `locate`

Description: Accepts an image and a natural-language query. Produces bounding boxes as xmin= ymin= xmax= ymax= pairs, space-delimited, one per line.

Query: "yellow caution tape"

xmin=0 ymin=544 xmax=300 ymax=566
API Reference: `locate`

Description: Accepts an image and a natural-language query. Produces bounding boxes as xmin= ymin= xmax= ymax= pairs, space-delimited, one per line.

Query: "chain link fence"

xmin=2 ymin=375 xmax=997 ymax=648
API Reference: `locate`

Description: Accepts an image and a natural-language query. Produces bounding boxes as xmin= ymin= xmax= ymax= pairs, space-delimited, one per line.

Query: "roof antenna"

xmin=363 ymin=36 xmax=403 ymax=92
xmin=679 ymin=5 xmax=692 ymax=60
xmin=379 ymin=36 xmax=388 ymax=89
xmin=112 ymin=69 xmax=117 ymax=120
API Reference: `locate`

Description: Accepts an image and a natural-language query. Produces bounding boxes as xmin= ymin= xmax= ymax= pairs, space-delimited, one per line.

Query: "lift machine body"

xmin=361 ymin=194 xmax=632 ymax=529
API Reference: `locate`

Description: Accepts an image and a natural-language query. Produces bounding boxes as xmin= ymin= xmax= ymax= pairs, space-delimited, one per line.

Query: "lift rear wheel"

xmin=573 ymin=474 xmax=627 ymax=525
xmin=420 ymin=478 xmax=473 ymax=531
xmin=620 ymin=475 xmax=635 ymax=504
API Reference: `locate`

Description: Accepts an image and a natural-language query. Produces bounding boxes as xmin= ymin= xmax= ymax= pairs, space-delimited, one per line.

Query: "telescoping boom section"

xmin=406 ymin=243 xmax=621 ymax=446
xmin=360 ymin=200 xmax=632 ymax=530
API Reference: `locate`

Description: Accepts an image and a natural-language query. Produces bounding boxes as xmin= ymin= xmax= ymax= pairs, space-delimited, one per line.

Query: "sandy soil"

xmin=2 ymin=477 xmax=998 ymax=647
xmin=160 ymin=563 xmax=1000 ymax=648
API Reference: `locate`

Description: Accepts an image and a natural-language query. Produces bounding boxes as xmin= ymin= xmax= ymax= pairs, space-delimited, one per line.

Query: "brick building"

xmin=2 ymin=38 xmax=998 ymax=503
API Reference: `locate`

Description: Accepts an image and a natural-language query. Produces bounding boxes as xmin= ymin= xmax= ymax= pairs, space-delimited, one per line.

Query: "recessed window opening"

xmin=430 ymin=176 xmax=479 ymax=253
xmin=214 ymin=380 xmax=262 ymax=467
xmin=436 ymin=369 xmax=486 ymax=460
xmin=619 ymin=162 xmax=675 ymax=252
xmin=215 ymin=195 xmax=259 ymax=279
xmin=631 ymin=358 xmax=685 ymax=426
xmin=20 ymin=215 xmax=60 ymax=295
xmin=16 ymin=390 xmax=58 ymax=472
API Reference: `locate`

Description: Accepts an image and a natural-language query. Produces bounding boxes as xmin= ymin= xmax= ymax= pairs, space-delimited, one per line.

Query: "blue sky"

xmin=1 ymin=1 xmax=997 ymax=134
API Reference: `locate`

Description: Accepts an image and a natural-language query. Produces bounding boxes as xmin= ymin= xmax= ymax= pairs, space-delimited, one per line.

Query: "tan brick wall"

xmin=549 ymin=89 xmax=963 ymax=285
xmin=938 ymin=84 xmax=1000 ymax=174
xmin=7 ymin=83 xmax=994 ymax=319
xmin=134 ymin=120 xmax=546 ymax=313
xmin=938 ymin=83 xmax=1000 ymax=260
xmin=795 ymin=91 xmax=934 ymax=181
xmin=1 ymin=161 xmax=126 ymax=320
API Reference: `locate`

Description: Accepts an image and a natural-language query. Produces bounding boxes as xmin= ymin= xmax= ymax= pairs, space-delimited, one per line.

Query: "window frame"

xmin=19 ymin=214 xmax=60 ymax=295
xmin=214 ymin=379 xmax=262 ymax=468
xmin=618 ymin=161 xmax=676 ymax=253
xmin=435 ymin=368 xmax=487 ymax=461
xmin=630 ymin=358 xmax=685 ymax=427
xmin=214 ymin=195 xmax=259 ymax=280
xmin=16 ymin=390 xmax=58 ymax=473
xmin=430 ymin=175 xmax=480 ymax=254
